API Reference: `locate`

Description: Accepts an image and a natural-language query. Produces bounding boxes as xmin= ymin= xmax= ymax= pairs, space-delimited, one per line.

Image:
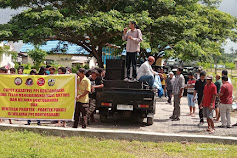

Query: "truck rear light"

xmin=138 ymin=105 xmax=149 ymax=108
xmin=101 ymin=102 xmax=112 ymax=106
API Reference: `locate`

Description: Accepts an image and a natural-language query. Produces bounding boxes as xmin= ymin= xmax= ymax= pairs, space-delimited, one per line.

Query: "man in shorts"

xmin=185 ymin=72 xmax=196 ymax=116
xmin=200 ymin=75 xmax=217 ymax=134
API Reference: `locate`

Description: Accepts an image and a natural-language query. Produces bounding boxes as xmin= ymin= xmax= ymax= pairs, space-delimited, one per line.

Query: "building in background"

xmin=19 ymin=40 xmax=92 ymax=67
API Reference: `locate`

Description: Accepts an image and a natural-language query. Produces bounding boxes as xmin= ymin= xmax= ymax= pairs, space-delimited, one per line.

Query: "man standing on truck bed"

xmin=122 ymin=21 xmax=143 ymax=81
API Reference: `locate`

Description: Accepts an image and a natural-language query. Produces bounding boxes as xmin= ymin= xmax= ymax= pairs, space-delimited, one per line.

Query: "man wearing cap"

xmin=218 ymin=76 xmax=233 ymax=128
xmin=165 ymin=72 xmax=175 ymax=104
xmin=200 ymin=75 xmax=217 ymax=134
xmin=137 ymin=56 xmax=158 ymax=88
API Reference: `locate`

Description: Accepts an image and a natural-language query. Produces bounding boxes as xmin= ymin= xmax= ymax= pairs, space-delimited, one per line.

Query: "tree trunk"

xmin=97 ymin=45 xmax=104 ymax=68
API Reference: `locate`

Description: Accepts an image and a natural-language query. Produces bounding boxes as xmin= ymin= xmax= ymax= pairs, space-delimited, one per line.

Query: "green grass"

xmin=0 ymin=130 xmax=237 ymax=158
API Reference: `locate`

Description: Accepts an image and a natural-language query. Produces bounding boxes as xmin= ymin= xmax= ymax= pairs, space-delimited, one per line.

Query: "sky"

xmin=0 ymin=0 xmax=237 ymax=52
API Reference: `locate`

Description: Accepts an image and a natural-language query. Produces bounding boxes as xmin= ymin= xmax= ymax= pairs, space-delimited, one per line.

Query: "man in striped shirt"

xmin=185 ymin=72 xmax=196 ymax=117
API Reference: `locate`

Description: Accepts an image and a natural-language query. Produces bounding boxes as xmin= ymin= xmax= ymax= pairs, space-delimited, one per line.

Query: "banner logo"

xmin=37 ymin=78 xmax=45 ymax=86
xmin=14 ymin=77 xmax=22 ymax=86
xmin=25 ymin=78 xmax=34 ymax=86
xmin=48 ymin=79 xmax=55 ymax=86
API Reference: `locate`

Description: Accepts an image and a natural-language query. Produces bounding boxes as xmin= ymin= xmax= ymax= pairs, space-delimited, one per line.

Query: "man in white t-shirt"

xmin=137 ymin=56 xmax=158 ymax=88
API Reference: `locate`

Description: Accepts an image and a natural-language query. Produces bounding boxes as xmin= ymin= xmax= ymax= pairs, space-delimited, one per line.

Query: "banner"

xmin=0 ymin=74 xmax=76 ymax=120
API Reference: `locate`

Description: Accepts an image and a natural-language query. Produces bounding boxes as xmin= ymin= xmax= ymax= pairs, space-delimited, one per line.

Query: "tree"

xmin=28 ymin=46 xmax=47 ymax=68
xmin=0 ymin=0 xmax=236 ymax=67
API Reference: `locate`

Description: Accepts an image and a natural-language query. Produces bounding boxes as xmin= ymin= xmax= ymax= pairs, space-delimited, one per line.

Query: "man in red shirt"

xmin=218 ymin=76 xmax=233 ymax=128
xmin=200 ymin=75 xmax=217 ymax=134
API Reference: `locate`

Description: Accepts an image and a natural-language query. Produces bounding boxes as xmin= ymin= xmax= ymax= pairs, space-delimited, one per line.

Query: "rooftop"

xmin=20 ymin=40 xmax=89 ymax=55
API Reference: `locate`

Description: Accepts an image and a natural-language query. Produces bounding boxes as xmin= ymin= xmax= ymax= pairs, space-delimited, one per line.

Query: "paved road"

xmin=2 ymin=97 xmax=237 ymax=137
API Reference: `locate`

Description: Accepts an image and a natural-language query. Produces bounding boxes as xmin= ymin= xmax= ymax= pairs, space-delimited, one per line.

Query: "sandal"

xmin=209 ymin=129 xmax=215 ymax=134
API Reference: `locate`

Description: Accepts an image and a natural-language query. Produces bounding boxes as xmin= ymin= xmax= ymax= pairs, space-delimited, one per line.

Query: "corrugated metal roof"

xmin=20 ymin=40 xmax=90 ymax=55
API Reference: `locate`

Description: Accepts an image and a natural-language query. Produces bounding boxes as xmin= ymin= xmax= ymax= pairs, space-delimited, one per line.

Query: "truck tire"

xmin=147 ymin=117 xmax=153 ymax=125
xmin=99 ymin=108 xmax=108 ymax=123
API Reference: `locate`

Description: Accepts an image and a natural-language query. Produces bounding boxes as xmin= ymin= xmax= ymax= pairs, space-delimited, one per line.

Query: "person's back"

xmin=220 ymin=82 xmax=233 ymax=104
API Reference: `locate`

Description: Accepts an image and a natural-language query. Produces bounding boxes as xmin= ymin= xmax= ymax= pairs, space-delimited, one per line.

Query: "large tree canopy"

xmin=0 ymin=0 xmax=236 ymax=67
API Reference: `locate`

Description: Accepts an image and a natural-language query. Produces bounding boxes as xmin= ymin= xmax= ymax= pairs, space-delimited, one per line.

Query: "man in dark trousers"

xmin=73 ymin=68 xmax=91 ymax=128
xmin=122 ymin=21 xmax=143 ymax=81
xmin=170 ymin=68 xmax=185 ymax=121
xmin=193 ymin=71 xmax=206 ymax=126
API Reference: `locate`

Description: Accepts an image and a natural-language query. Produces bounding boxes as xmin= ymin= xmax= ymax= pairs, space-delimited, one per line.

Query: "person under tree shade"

xmin=122 ymin=21 xmax=142 ymax=81
xmin=73 ymin=68 xmax=91 ymax=128
xmin=87 ymin=70 xmax=103 ymax=124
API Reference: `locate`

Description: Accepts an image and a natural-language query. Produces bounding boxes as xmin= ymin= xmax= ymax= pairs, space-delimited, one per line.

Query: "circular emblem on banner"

xmin=37 ymin=78 xmax=45 ymax=86
xmin=48 ymin=79 xmax=55 ymax=86
xmin=14 ymin=77 xmax=22 ymax=86
xmin=25 ymin=78 xmax=34 ymax=86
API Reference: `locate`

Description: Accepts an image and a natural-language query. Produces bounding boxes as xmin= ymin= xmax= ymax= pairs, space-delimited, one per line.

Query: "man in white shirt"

xmin=137 ymin=56 xmax=158 ymax=88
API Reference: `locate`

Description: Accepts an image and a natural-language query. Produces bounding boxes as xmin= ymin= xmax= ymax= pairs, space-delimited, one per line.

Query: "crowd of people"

xmin=162 ymin=68 xmax=236 ymax=134
xmin=0 ymin=65 xmax=105 ymax=129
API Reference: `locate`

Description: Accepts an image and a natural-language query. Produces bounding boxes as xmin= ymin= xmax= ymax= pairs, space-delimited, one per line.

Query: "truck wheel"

xmin=147 ymin=117 xmax=153 ymax=125
xmin=99 ymin=109 xmax=108 ymax=123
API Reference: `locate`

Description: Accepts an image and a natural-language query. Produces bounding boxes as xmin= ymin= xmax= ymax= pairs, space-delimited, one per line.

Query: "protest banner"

xmin=0 ymin=74 xmax=76 ymax=120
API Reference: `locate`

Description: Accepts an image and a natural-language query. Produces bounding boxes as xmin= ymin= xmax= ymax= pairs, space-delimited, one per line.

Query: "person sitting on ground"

xmin=165 ymin=72 xmax=175 ymax=104
xmin=218 ymin=76 xmax=233 ymax=128
xmin=200 ymin=75 xmax=217 ymax=134
xmin=137 ymin=56 xmax=158 ymax=88
xmin=214 ymin=74 xmax=222 ymax=122
xmin=185 ymin=72 xmax=196 ymax=117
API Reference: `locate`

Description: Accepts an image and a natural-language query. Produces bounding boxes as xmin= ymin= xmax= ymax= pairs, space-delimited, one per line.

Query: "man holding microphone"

xmin=122 ymin=21 xmax=143 ymax=81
